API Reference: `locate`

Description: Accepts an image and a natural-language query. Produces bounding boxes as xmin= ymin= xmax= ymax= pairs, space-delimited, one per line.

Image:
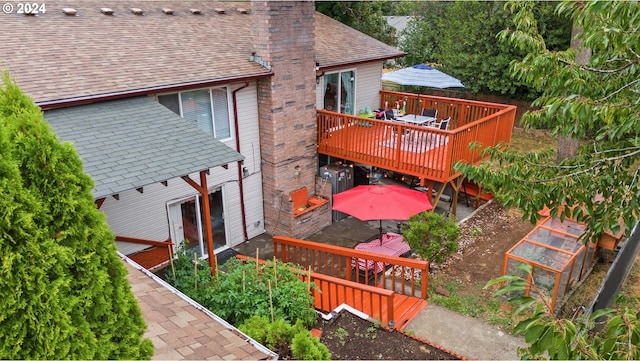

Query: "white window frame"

xmin=157 ymin=87 xmax=232 ymax=141
xmin=322 ymin=69 xmax=356 ymax=115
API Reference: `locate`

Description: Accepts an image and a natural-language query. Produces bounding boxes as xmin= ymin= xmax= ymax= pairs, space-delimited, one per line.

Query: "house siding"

xmin=355 ymin=62 xmax=385 ymax=111
xmin=104 ymin=82 xmax=264 ymax=252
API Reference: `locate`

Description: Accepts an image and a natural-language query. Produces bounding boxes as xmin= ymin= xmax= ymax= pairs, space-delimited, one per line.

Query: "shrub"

xmin=291 ymin=331 xmax=331 ymax=360
xmin=239 ymin=316 xmax=330 ymax=360
xmin=401 ymin=211 xmax=460 ymax=266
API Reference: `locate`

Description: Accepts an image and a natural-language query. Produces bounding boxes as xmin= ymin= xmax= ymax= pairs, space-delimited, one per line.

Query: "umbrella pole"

xmin=379 ymin=220 xmax=383 ymax=245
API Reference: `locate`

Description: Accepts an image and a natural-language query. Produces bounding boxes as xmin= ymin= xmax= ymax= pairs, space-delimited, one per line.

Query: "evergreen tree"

xmin=0 ymin=73 xmax=153 ymax=359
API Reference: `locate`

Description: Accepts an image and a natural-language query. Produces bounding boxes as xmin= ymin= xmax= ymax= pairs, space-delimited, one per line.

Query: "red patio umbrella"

xmin=332 ymin=184 xmax=433 ymax=243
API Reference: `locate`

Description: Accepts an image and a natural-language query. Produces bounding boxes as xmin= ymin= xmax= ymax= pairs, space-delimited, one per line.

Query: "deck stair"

xmin=271 ymin=236 xmax=430 ymax=330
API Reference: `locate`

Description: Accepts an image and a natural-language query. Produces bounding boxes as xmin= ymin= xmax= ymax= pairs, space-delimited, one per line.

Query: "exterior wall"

xmin=253 ymin=1 xmax=331 ymax=239
xmin=316 ymin=62 xmax=384 ymax=113
xmin=103 ymin=82 xmax=265 ymax=253
xmin=355 ymin=62 xmax=385 ymax=111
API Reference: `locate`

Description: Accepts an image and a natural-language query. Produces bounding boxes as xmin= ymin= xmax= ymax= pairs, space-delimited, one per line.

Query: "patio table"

xmin=396 ymin=114 xmax=436 ymax=126
xmin=352 ymin=232 xmax=410 ymax=273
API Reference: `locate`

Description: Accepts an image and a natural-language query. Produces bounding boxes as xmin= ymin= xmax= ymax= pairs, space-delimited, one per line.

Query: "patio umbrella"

xmin=382 ymin=64 xmax=465 ymax=115
xmin=332 ymin=184 xmax=433 ymax=243
xmin=381 ymin=64 xmax=465 ymax=89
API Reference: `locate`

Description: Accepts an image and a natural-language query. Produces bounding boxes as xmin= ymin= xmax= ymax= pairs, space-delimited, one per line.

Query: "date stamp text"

xmin=3 ymin=3 xmax=47 ymax=14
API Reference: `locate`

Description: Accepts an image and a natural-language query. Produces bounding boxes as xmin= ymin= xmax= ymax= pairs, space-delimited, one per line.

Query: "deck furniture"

xmin=352 ymin=233 xmax=411 ymax=273
xmin=433 ymin=116 xmax=451 ymax=130
xmin=421 ymin=108 xmax=438 ymax=118
xmin=396 ymin=114 xmax=436 ymax=126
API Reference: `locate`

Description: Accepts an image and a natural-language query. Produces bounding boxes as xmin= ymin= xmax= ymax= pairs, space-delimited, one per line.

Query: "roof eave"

xmin=37 ymin=72 xmax=274 ymax=110
xmin=318 ymin=53 xmax=406 ymax=72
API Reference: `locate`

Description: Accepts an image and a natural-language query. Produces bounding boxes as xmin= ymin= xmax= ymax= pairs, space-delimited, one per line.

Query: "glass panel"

xmin=181 ymin=198 xmax=204 ymax=257
xmin=340 ymin=70 xmax=355 ymax=114
xmin=211 ymin=190 xmax=226 ymax=249
xmin=211 ymin=88 xmax=231 ymax=139
xmin=158 ymin=94 xmax=180 ymax=115
xmin=542 ymin=217 xmax=585 ymax=236
xmin=323 ymin=73 xmax=339 ymax=111
xmin=531 ymin=266 xmax=555 ymax=299
xmin=181 ymin=90 xmax=214 ymax=134
xmin=200 ymin=188 xmax=226 ymax=251
xmin=529 ymin=227 xmax=582 ymax=254
xmin=510 ymin=240 xmax=569 ymax=271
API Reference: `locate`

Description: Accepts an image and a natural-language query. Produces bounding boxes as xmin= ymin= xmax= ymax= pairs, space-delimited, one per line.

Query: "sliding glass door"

xmin=322 ymin=70 xmax=355 ymax=114
xmin=167 ymin=187 xmax=226 ymax=258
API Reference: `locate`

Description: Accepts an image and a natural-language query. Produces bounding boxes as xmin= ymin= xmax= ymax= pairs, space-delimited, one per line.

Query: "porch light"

xmin=249 ymin=52 xmax=255 ymax=62
xmin=315 ymin=61 xmax=324 ymax=84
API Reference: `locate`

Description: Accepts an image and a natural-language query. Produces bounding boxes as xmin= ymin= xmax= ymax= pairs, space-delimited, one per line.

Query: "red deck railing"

xmin=237 ymin=253 xmax=397 ymax=328
xmin=317 ymin=91 xmax=516 ymax=184
xmin=273 ymin=236 xmax=429 ymax=299
xmin=304 ymin=272 xmax=397 ymax=327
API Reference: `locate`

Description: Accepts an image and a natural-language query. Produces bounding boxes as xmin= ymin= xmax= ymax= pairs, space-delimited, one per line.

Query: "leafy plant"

xmin=167 ymin=253 xmax=318 ymax=328
xmin=290 ymin=330 xmax=331 ymax=360
xmin=401 ymin=211 xmax=460 ymax=266
xmin=457 ymin=1 xmax=640 ymax=246
xmin=470 ymin=227 xmax=483 ymax=237
xmin=334 ymin=327 xmax=349 ymax=346
xmin=239 ymin=316 xmax=330 ymax=360
xmin=487 ymin=264 xmax=640 ymax=360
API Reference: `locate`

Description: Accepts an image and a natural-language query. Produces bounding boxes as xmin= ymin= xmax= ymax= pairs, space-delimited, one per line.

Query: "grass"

xmin=509 ymin=127 xmax=557 ymax=154
xmin=427 ymin=274 xmax=517 ymax=330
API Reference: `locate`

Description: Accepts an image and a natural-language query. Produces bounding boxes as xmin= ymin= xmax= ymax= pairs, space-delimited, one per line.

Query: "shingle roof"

xmin=0 ymin=1 xmax=404 ymax=104
xmin=44 ymin=97 xmax=244 ymax=198
xmin=122 ymin=255 xmax=277 ymax=360
xmin=314 ymin=12 xmax=405 ymax=68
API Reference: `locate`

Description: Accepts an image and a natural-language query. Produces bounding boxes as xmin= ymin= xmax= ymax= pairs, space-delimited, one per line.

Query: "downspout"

xmin=232 ymin=81 xmax=250 ymax=242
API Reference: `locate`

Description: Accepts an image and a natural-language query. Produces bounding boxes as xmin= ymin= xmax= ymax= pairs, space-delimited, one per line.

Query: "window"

xmin=158 ymin=88 xmax=231 ymax=140
xmin=323 ymin=70 xmax=355 ymax=114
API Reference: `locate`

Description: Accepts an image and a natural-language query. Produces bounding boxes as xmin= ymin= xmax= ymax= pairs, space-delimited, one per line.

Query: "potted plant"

xmin=401 ymin=212 xmax=460 ymax=271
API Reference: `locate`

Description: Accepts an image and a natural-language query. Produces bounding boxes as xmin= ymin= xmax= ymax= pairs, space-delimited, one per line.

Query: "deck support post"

xmin=448 ymin=176 xmax=465 ymax=219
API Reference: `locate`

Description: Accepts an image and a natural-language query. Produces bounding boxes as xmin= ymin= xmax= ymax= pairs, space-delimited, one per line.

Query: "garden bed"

xmin=314 ymin=311 xmax=462 ymax=360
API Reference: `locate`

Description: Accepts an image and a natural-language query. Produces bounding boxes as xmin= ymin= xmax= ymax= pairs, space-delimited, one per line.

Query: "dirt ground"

xmin=435 ymin=201 xmax=535 ymax=296
xmin=315 ymin=311 xmax=461 ymax=360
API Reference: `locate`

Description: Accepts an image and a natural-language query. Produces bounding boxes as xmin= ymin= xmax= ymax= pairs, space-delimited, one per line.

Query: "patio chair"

xmin=434 ymin=116 xmax=450 ymax=130
xmin=421 ymin=108 xmax=438 ymax=118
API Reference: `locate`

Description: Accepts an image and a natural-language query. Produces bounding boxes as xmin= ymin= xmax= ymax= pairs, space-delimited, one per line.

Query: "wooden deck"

xmin=318 ymin=91 xmax=516 ymax=185
xmin=127 ymin=246 xmax=170 ymax=270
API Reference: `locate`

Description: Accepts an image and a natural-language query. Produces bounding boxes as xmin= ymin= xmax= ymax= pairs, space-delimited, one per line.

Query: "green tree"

xmin=487 ymin=264 xmax=640 ymax=360
xmin=316 ymin=1 xmax=397 ymax=46
xmin=457 ymin=1 xmax=640 ymax=245
xmin=394 ymin=2 xmax=449 ymax=68
xmin=401 ymin=211 xmax=460 ymax=267
xmin=0 ymin=74 xmax=153 ymax=359
xmin=397 ymin=1 xmax=571 ymax=99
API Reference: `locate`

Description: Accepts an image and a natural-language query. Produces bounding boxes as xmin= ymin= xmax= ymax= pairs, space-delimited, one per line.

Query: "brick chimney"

xmin=252 ymin=1 xmax=331 ymax=238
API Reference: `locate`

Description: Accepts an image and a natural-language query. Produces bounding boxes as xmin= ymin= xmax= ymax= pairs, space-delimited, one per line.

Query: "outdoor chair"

xmin=421 ymin=108 xmax=438 ymax=118
xmin=434 ymin=116 xmax=450 ymax=130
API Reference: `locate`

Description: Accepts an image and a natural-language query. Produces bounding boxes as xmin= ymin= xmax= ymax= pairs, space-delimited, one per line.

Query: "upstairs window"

xmin=158 ymin=88 xmax=231 ymax=140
